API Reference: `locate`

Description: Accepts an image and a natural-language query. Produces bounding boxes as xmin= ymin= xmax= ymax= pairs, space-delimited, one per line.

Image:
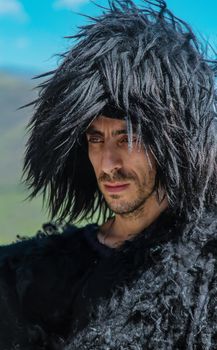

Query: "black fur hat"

xmin=23 ymin=0 xmax=217 ymax=223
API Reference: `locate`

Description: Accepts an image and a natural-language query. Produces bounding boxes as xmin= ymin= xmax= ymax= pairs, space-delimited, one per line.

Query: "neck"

xmin=99 ymin=192 xmax=168 ymax=248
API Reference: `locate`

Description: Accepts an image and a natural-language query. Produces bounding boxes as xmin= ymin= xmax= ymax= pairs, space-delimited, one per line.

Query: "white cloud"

xmin=53 ymin=0 xmax=89 ymax=10
xmin=0 ymin=0 xmax=28 ymax=21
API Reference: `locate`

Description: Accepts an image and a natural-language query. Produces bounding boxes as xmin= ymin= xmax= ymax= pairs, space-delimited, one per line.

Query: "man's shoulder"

xmin=185 ymin=208 xmax=217 ymax=254
xmin=0 ymin=222 xmax=97 ymax=267
xmin=197 ymin=209 xmax=217 ymax=258
xmin=0 ymin=222 xmax=98 ymax=349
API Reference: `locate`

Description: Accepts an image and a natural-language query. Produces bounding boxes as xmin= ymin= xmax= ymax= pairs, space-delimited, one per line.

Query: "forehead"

xmin=88 ymin=115 xmax=127 ymax=130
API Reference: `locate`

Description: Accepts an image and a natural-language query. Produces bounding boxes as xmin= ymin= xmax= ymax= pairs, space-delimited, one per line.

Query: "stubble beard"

xmin=101 ymin=181 xmax=154 ymax=217
xmin=97 ymin=169 xmax=155 ymax=217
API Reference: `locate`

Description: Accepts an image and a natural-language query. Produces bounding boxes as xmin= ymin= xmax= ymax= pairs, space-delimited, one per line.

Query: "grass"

xmin=0 ymin=183 xmax=103 ymax=246
xmin=0 ymin=186 xmax=48 ymax=245
xmin=0 ymin=185 xmax=95 ymax=245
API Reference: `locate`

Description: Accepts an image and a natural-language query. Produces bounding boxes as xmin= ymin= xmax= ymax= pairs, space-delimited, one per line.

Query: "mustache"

xmin=98 ymin=170 xmax=136 ymax=183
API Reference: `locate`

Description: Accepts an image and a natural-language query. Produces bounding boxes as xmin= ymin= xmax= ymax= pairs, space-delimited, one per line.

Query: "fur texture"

xmin=1 ymin=211 xmax=217 ymax=349
xmin=65 ymin=210 xmax=217 ymax=350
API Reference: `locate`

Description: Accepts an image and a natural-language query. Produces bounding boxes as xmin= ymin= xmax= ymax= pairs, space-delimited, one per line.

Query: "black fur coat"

xmin=0 ymin=209 xmax=217 ymax=350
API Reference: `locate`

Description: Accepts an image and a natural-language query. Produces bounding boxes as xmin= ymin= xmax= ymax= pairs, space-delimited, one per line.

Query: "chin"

xmin=107 ymin=200 xmax=137 ymax=215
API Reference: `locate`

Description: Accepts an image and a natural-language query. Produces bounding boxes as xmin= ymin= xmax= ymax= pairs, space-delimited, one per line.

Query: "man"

xmin=86 ymin=115 xmax=168 ymax=248
xmin=0 ymin=0 xmax=217 ymax=349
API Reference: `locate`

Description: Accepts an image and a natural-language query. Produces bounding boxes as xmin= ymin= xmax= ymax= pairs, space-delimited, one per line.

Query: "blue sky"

xmin=0 ymin=0 xmax=217 ymax=73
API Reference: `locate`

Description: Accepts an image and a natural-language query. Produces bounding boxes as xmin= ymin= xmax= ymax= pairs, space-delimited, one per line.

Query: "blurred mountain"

xmin=0 ymin=65 xmax=42 ymax=79
xmin=0 ymin=69 xmax=37 ymax=185
xmin=0 ymin=69 xmax=47 ymax=243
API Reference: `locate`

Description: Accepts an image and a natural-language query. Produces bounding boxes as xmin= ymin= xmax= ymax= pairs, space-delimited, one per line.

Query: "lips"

xmin=104 ymin=183 xmax=130 ymax=193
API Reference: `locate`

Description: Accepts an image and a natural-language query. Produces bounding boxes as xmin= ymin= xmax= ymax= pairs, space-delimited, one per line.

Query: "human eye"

xmin=120 ymin=135 xmax=137 ymax=144
xmin=87 ymin=136 xmax=103 ymax=144
xmin=120 ymin=137 xmax=129 ymax=143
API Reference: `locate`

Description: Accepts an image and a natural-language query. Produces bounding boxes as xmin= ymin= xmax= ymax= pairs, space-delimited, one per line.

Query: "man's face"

xmin=86 ymin=116 xmax=157 ymax=215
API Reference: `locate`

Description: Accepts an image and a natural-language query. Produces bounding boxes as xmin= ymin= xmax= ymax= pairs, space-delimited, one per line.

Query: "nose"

xmin=100 ymin=143 xmax=122 ymax=174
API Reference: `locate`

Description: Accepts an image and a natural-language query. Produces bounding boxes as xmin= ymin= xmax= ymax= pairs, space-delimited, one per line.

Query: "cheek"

xmin=88 ymin=150 xmax=100 ymax=176
xmin=130 ymin=151 xmax=156 ymax=178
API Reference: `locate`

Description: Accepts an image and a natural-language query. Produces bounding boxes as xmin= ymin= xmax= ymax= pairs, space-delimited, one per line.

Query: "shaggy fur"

xmin=0 ymin=210 xmax=217 ymax=349
xmin=23 ymin=0 xmax=217 ymax=223
xmin=64 ymin=210 xmax=217 ymax=350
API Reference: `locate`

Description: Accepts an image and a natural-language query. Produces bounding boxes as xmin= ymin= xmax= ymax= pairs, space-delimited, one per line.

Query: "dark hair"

xmin=23 ymin=0 xmax=217 ymax=223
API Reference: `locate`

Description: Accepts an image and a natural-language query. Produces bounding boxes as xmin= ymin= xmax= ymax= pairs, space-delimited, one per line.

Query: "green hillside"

xmin=0 ymin=71 xmax=48 ymax=244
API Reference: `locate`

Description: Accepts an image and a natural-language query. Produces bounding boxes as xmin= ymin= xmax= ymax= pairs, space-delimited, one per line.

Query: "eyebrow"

xmin=86 ymin=126 xmax=137 ymax=137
